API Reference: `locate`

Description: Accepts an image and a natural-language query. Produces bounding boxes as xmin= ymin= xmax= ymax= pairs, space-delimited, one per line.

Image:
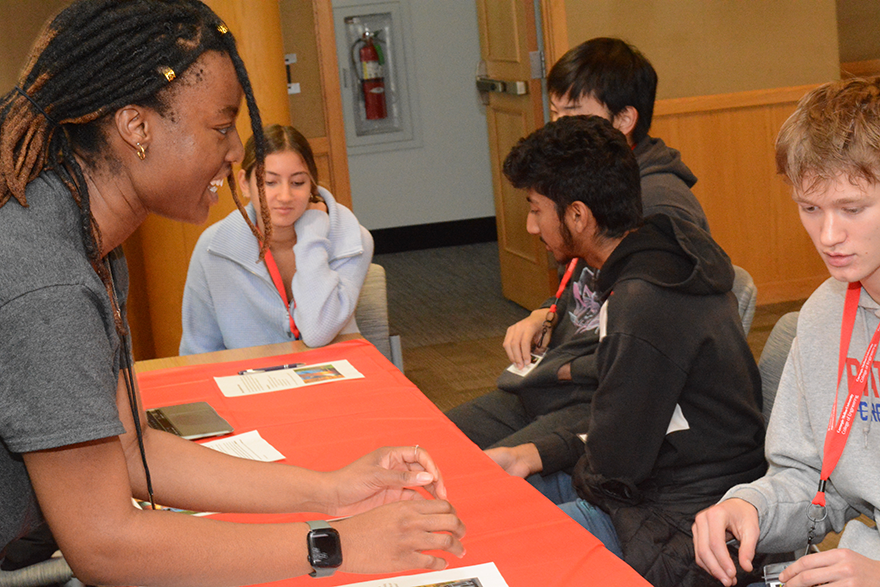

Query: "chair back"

xmin=732 ymin=265 xmax=758 ymax=335
xmin=355 ymin=264 xmax=403 ymax=370
xmin=758 ymin=311 xmax=799 ymax=422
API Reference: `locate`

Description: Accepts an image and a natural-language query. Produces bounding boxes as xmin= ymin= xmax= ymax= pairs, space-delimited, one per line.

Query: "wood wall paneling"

xmin=841 ymin=59 xmax=880 ymax=78
xmin=651 ymin=86 xmax=828 ymax=304
xmin=562 ymin=0 xmax=839 ymax=100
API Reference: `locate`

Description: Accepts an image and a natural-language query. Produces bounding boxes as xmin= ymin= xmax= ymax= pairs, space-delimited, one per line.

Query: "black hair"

xmin=547 ymin=37 xmax=657 ymax=144
xmin=503 ymin=115 xmax=642 ymax=239
xmin=0 ymin=0 xmax=267 ymax=334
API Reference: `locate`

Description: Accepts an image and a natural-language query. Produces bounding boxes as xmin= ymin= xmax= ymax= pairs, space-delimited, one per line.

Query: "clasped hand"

xmin=323 ymin=446 xmax=466 ymax=574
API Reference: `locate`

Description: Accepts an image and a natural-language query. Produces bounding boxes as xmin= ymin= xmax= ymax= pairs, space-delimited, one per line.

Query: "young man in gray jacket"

xmin=693 ymin=78 xmax=880 ymax=586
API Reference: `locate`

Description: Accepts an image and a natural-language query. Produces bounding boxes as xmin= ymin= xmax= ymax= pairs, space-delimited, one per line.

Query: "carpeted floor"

xmin=375 ymin=242 xmax=805 ymax=412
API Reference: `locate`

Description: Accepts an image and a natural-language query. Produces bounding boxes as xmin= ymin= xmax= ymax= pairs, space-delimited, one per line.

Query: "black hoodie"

xmin=572 ymin=214 xmax=765 ymax=587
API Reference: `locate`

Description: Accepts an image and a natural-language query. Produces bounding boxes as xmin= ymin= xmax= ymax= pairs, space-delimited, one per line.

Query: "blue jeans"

xmin=560 ymin=499 xmax=624 ymax=559
xmin=531 ymin=471 xmax=623 ymax=559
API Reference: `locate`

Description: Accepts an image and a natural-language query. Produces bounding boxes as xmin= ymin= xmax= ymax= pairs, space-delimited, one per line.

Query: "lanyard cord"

xmin=536 ymin=258 xmax=580 ymax=352
xmin=804 ymin=281 xmax=880 ymax=551
xmin=263 ymin=249 xmax=300 ymax=340
xmin=814 ymin=282 xmax=880 ymax=506
xmin=106 ymin=257 xmax=155 ymax=509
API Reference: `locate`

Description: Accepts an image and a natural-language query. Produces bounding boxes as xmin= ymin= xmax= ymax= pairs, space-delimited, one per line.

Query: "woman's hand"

xmin=322 ymin=446 xmax=448 ymax=517
xmin=334 ymin=499 xmax=466 ymax=574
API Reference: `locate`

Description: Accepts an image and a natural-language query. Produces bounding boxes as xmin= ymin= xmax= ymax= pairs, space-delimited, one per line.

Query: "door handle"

xmin=475 ymin=76 xmax=529 ymax=96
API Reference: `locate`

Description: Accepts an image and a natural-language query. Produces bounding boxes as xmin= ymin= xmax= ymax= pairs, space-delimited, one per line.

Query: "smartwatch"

xmin=306 ymin=520 xmax=342 ymax=578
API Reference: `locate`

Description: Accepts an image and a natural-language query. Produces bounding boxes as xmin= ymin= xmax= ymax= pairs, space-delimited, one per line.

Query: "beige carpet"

xmin=402 ymin=298 xmax=807 ymax=413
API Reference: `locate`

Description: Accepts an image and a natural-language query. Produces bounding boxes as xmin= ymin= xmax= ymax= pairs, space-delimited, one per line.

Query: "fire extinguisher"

xmin=354 ymin=31 xmax=387 ymax=120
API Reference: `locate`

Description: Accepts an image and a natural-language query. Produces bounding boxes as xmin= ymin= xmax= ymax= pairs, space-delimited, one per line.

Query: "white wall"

xmin=343 ymin=0 xmax=495 ymax=231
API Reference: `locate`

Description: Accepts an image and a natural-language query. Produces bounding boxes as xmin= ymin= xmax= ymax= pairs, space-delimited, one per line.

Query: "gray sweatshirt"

xmin=724 ymin=278 xmax=880 ymax=559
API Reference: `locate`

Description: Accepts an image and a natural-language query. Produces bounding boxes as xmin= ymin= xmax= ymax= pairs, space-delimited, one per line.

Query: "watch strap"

xmin=307 ymin=520 xmax=333 ymax=531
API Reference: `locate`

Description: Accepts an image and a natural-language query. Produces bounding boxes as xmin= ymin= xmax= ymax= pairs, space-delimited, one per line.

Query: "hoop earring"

xmin=136 ymin=143 xmax=147 ymax=161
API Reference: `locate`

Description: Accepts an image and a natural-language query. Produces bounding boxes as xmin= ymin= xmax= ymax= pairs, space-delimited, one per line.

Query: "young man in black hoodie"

xmin=446 ymin=38 xmax=712 ymax=479
xmin=490 ymin=115 xmax=766 ymax=587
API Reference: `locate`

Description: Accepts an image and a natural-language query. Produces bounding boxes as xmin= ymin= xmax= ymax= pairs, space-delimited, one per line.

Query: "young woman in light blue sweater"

xmin=180 ymin=125 xmax=373 ymax=354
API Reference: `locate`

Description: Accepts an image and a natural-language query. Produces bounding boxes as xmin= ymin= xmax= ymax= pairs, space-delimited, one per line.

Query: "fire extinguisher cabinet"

xmin=334 ymin=1 xmax=421 ymax=154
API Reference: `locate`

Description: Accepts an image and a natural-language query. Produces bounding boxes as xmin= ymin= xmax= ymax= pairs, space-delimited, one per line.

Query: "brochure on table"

xmin=338 ymin=562 xmax=508 ymax=587
xmin=214 ymin=360 xmax=364 ymax=397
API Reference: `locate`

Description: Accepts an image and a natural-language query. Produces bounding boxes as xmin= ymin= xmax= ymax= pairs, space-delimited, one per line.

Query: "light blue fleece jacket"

xmin=179 ymin=186 xmax=373 ymax=354
xmin=724 ymin=278 xmax=880 ymax=559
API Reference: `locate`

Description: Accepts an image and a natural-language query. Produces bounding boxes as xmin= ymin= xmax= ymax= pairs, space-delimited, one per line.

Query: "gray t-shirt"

xmin=0 ymin=172 xmax=126 ymax=555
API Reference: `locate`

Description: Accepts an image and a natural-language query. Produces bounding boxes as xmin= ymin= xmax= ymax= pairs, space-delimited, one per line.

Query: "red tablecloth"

xmin=137 ymin=339 xmax=648 ymax=587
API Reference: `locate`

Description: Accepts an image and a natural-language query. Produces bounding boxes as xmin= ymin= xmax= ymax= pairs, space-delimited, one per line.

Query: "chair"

xmin=0 ymin=557 xmax=77 ymax=587
xmin=731 ymin=265 xmax=758 ymax=335
xmin=355 ymin=264 xmax=403 ymax=371
xmin=758 ymin=311 xmax=799 ymax=422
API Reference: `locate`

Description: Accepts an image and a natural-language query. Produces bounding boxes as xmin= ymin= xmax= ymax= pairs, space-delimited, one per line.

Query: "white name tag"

xmin=506 ymin=353 xmax=545 ymax=377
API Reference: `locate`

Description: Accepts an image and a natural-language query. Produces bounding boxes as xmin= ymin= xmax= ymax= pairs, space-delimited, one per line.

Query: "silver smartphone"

xmin=146 ymin=401 xmax=233 ymax=440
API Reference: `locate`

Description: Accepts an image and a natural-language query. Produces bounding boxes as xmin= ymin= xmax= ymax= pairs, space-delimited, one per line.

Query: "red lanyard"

xmin=812 ymin=282 xmax=880 ymax=507
xmin=548 ymin=258 xmax=580 ymax=315
xmin=263 ymin=249 xmax=300 ymax=340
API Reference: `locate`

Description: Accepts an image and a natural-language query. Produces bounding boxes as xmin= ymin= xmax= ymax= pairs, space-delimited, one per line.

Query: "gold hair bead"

xmin=158 ymin=66 xmax=176 ymax=83
xmin=217 ymin=23 xmax=229 ymax=34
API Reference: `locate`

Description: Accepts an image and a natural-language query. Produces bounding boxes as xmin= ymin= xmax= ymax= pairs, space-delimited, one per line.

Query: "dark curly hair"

xmin=0 ymin=0 xmax=268 ymax=335
xmin=503 ymin=115 xmax=642 ymax=239
xmin=547 ymin=37 xmax=657 ymax=144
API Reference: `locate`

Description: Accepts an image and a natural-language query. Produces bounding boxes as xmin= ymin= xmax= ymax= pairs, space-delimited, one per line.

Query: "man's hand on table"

xmin=485 ymin=443 xmax=543 ymax=478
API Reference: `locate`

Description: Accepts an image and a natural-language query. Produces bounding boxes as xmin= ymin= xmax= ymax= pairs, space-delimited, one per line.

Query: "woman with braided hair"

xmin=0 ymin=1 xmax=464 ymax=584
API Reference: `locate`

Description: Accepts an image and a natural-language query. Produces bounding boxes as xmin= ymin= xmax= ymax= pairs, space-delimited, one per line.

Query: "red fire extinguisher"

xmin=355 ymin=32 xmax=387 ymax=120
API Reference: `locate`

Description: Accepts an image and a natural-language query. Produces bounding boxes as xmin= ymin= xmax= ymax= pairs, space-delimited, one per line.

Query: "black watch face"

xmin=308 ymin=529 xmax=343 ymax=568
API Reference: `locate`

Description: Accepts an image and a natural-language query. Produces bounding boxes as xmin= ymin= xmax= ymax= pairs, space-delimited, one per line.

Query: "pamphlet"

xmin=202 ymin=430 xmax=285 ymax=462
xmin=337 ymin=563 xmax=509 ymax=587
xmin=214 ymin=360 xmax=364 ymax=397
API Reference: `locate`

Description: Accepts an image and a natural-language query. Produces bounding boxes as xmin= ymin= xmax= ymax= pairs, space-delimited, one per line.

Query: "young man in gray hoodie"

xmin=693 ymin=77 xmax=880 ymax=586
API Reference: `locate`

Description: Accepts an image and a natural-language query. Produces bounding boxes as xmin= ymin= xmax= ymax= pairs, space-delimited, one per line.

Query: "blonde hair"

xmin=776 ymin=77 xmax=880 ymax=190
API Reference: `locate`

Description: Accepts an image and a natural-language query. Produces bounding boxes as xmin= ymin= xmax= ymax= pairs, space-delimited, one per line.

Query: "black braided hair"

xmin=0 ymin=0 xmax=269 ymax=335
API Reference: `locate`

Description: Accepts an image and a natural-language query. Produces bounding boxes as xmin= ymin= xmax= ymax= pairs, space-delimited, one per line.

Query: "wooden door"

xmin=476 ymin=0 xmax=555 ymax=309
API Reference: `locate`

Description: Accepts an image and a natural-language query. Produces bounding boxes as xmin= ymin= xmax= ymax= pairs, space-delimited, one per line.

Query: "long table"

xmin=136 ymin=338 xmax=649 ymax=587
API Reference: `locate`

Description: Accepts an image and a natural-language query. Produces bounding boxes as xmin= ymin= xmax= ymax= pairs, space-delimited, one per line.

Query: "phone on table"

xmin=147 ymin=401 xmax=233 ymax=440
